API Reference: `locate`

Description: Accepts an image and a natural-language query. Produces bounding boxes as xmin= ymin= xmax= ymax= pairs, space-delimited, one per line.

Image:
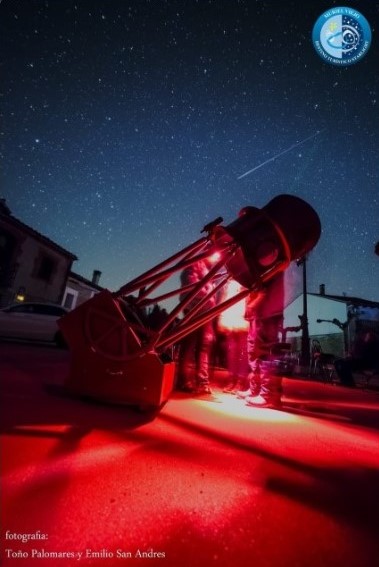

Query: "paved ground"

xmin=1 ymin=342 xmax=379 ymax=567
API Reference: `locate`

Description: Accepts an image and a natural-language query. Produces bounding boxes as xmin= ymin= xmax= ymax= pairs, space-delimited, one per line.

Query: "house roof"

xmin=309 ymin=293 xmax=379 ymax=309
xmin=69 ymin=271 xmax=104 ymax=291
xmin=1 ymin=204 xmax=78 ymax=261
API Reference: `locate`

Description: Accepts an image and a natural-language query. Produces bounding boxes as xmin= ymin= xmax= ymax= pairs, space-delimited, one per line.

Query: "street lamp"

xmin=316 ymin=316 xmax=355 ymax=355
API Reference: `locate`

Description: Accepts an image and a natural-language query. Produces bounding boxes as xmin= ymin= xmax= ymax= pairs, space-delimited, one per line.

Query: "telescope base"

xmin=64 ymin=350 xmax=176 ymax=411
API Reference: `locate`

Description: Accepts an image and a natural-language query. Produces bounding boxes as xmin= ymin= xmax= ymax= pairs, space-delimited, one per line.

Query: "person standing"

xmin=334 ymin=329 xmax=379 ymax=388
xmin=239 ymin=273 xmax=285 ymax=409
xmin=176 ymin=259 xmax=216 ymax=396
xmin=218 ymin=280 xmax=249 ymax=393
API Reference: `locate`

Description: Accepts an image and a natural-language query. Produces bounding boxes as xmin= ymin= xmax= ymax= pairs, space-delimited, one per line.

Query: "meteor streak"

xmin=237 ymin=130 xmax=324 ymax=180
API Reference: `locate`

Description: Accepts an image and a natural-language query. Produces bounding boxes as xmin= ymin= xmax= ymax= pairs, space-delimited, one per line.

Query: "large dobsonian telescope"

xmin=59 ymin=194 xmax=321 ymax=411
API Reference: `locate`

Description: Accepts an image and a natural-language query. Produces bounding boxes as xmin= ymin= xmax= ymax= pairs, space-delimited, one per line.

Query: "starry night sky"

xmin=1 ymin=0 xmax=378 ymax=303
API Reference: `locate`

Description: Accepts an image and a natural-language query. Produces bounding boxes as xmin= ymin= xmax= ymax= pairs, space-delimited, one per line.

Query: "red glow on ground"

xmin=201 ymin=392 xmax=298 ymax=423
xmin=2 ymin=344 xmax=379 ymax=567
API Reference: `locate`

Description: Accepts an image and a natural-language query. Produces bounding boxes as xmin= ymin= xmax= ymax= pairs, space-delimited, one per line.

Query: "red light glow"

xmin=208 ymin=251 xmax=221 ymax=263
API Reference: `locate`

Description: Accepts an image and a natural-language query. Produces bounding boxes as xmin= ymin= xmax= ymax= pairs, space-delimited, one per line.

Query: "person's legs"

xmin=236 ymin=321 xmax=261 ymax=398
xmin=223 ymin=332 xmax=248 ymax=392
xmin=237 ymin=358 xmax=261 ymax=398
xmin=235 ymin=330 xmax=249 ymax=390
xmin=196 ymin=322 xmax=214 ymax=393
xmin=334 ymin=358 xmax=356 ymax=387
xmin=246 ymin=360 xmax=283 ymax=408
xmin=238 ymin=317 xmax=262 ymax=397
xmin=176 ymin=332 xmax=197 ymax=391
xmin=223 ymin=332 xmax=238 ymax=392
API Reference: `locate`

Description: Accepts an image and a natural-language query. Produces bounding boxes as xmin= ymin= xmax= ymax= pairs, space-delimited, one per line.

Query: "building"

xmin=0 ymin=199 xmax=78 ymax=308
xmin=0 ymin=199 xmax=104 ymax=310
xmin=63 ymin=270 xmax=104 ymax=311
xmin=284 ymin=284 xmax=379 ymax=357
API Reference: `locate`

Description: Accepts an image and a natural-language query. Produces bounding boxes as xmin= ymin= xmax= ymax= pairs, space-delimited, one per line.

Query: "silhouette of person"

xmin=218 ymin=280 xmax=249 ymax=393
xmin=176 ymin=259 xmax=216 ymax=396
xmin=334 ymin=329 xmax=379 ymax=388
xmin=238 ymin=273 xmax=285 ymax=408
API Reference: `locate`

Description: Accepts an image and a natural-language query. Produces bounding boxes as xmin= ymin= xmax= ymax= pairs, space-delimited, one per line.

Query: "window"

xmin=63 ymin=292 xmax=75 ymax=310
xmin=33 ymin=304 xmax=67 ymax=317
xmin=63 ymin=287 xmax=78 ymax=310
xmin=37 ymin=256 xmax=55 ymax=282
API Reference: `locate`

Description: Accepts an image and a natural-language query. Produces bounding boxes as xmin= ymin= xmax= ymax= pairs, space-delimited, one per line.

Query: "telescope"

xmin=59 ymin=194 xmax=321 ymax=411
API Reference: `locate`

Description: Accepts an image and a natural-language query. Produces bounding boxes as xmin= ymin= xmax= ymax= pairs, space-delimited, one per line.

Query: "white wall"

xmin=284 ymin=294 xmax=347 ymax=337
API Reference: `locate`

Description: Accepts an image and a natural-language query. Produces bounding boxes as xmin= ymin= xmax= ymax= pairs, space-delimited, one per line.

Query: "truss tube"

xmin=137 ymin=282 xmax=195 ymax=307
xmin=154 ymin=287 xmax=252 ymax=350
xmin=114 ymin=237 xmax=208 ymax=297
xmin=178 ymin=272 xmax=231 ymax=325
xmin=115 ymin=245 xmax=217 ymax=297
xmin=152 ymin=252 xmax=230 ymax=337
